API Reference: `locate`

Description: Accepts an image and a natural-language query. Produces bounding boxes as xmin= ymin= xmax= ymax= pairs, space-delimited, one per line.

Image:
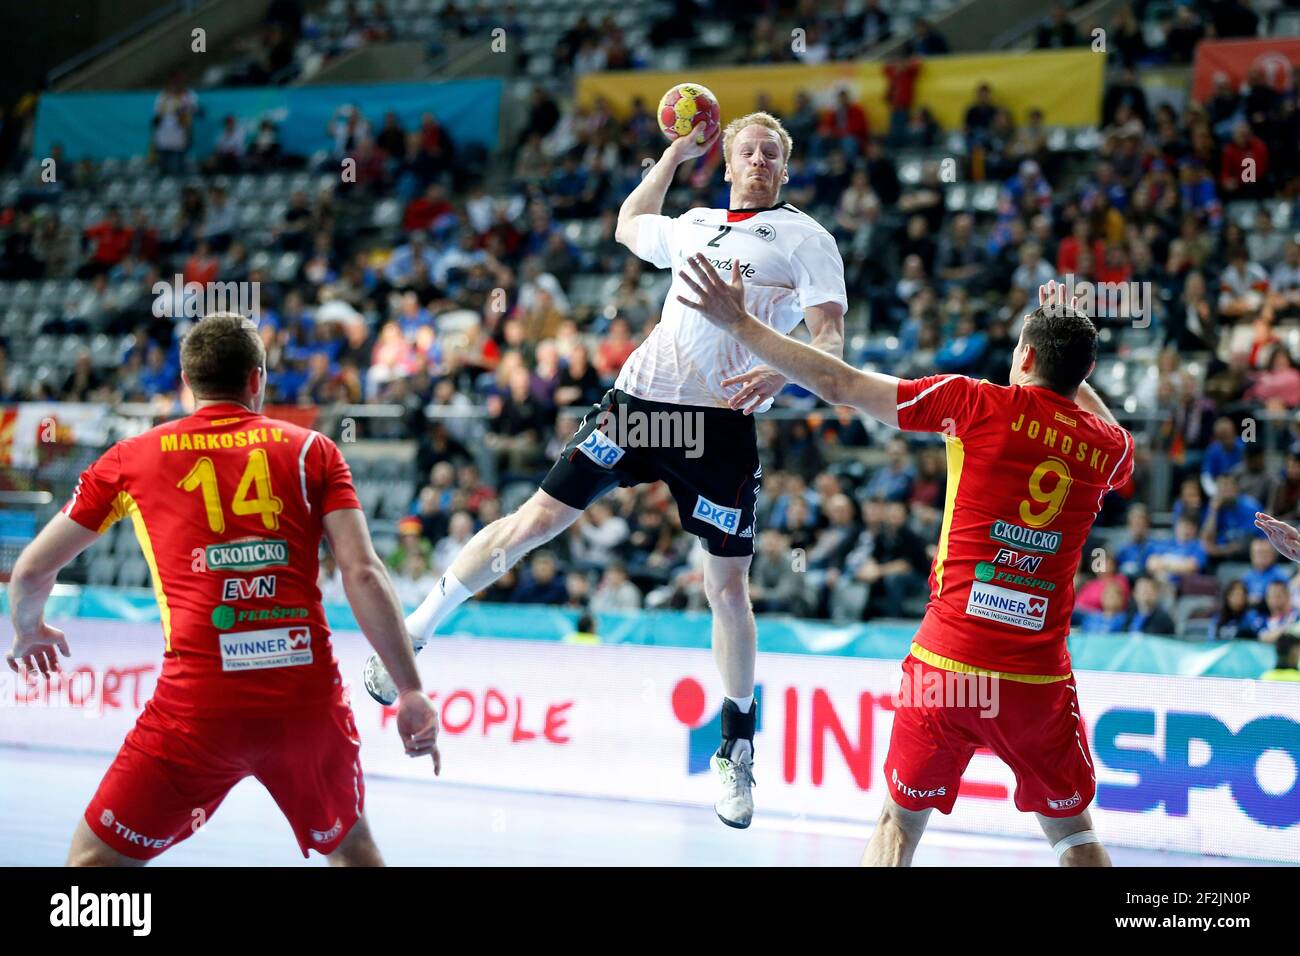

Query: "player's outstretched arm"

xmin=1255 ymin=512 xmax=1300 ymax=563
xmin=678 ymin=254 xmax=902 ymax=426
xmin=720 ymin=303 xmax=845 ymax=415
xmin=1074 ymin=380 xmax=1120 ymax=429
xmin=324 ymin=508 xmax=442 ymax=773
xmin=6 ymin=513 xmax=99 ymax=677
xmin=615 ymin=129 xmax=720 ymax=255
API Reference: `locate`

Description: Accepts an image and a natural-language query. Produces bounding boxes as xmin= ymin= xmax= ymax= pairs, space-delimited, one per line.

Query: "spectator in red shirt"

xmin=1075 ymin=551 xmax=1132 ymax=615
xmin=79 ymin=206 xmax=133 ymax=278
xmin=419 ymin=112 xmax=447 ymax=156
xmin=128 ymin=210 xmax=160 ymax=263
xmin=818 ymin=89 xmax=870 ymax=156
xmin=403 ymin=183 xmax=454 ymax=233
xmin=1247 ymin=346 xmax=1300 ymax=411
xmin=351 ymin=137 xmax=389 ymax=196
xmin=1055 ymin=218 xmax=1105 ymax=274
xmin=883 ymin=54 xmax=921 ymax=147
xmin=595 ymin=315 xmax=637 ymax=378
xmin=1095 ymin=243 xmax=1133 ymax=286
xmin=1220 ymin=119 xmax=1270 ymax=199
xmin=183 ymin=240 xmax=220 ymax=286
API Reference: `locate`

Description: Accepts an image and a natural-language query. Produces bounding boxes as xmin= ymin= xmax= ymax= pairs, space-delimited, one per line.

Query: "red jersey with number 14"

xmin=62 ymin=402 xmax=361 ymax=716
xmin=895 ymin=376 xmax=1134 ymax=677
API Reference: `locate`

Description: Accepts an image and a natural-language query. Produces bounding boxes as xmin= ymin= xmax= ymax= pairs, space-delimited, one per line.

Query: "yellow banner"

xmin=910 ymin=49 xmax=1104 ymax=130
xmin=576 ymin=48 xmax=1102 ymax=136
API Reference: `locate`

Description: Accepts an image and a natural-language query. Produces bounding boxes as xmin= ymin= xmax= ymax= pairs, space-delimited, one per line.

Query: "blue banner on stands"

xmin=33 ymin=78 xmax=503 ymax=161
xmin=0 ymin=585 xmax=1276 ymax=680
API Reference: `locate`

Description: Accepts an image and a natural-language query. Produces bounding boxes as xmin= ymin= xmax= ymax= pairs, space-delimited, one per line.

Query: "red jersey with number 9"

xmin=61 ymin=402 xmax=361 ymax=716
xmin=895 ymin=376 xmax=1134 ymax=677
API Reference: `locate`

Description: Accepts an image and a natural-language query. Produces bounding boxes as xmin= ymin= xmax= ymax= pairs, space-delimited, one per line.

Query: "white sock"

xmin=727 ymin=694 xmax=754 ymax=714
xmin=405 ymin=570 xmax=471 ymax=647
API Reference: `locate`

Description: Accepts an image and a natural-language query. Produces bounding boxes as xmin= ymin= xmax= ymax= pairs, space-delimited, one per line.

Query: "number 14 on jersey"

xmin=179 ymin=448 xmax=284 ymax=533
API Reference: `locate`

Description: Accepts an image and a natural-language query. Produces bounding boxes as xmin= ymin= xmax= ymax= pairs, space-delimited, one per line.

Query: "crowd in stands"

xmin=2 ymin=8 xmax=1299 ymax=643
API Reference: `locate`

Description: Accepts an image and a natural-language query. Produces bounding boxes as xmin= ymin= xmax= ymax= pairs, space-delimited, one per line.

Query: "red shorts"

xmin=85 ymin=694 xmax=364 ymax=860
xmin=884 ymin=654 xmax=1095 ymax=817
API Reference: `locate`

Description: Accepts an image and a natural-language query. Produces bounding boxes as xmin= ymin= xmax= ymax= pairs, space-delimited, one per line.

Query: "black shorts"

xmin=541 ymin=389 xmax=761 ymax=557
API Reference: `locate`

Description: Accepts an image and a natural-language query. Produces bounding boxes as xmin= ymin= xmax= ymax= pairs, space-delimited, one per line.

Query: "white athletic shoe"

xmin=362 ymin=634 xmax=427 ymax=706
xmin=711 ymin=742 xmax=755 ymax=829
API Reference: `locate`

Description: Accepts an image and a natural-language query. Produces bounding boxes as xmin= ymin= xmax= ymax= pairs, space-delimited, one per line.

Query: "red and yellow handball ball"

xmin=658 ymin=82 xmax=721 ymax=145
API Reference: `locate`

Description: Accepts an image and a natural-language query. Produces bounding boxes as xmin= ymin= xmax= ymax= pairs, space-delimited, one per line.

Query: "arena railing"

xmin=0 ymin=398 xmax=1286 ymax=532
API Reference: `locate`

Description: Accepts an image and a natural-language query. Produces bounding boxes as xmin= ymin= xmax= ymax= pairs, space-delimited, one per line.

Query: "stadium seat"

xmin=370 ymin=457 xmax=407 ymax=481
xmin=60 ymin=280 xmax=86 ymax=309
xmin=9 ymin=281 xmax=35 ymax=308
xmin=87 ymin=558 xmax=118 ymax=586
xmin=897 ymin=159 xmax=923 ymax=185
xmin=1275 ymin=10 xmax=1300 ymax=35
xmin=371 ymin=199 xmax=402 ymax=229
xmin=30 ymin=336 xmax=59 ymax=364
xmin=1174 ymin=595 xmax=1216 ymax=634
xmin=1228 ymin=201 xmax=1260 ymax=229
xmin=971 ymin=184 xmax=998 ymax=212
xmin=116 ymin=559 xmax=150 ymax=588
xmin=39 ymin=281 xmax=67 ymax=312
xmin=114 ymin=525 xmax=140 ymax=555
xmin=500 ymin=481 xmax=535 ymax=514
xmin=154 ymin=178 xmax=181 ymax=202
xmin=238 ymin=204 xmax=264 ymax=229
xmin=271 ymin=253 xmax=302 ymax=283
xmin=101 ymin=180 xmax=129 ymax=203
xmin=1070 ymin=128 xmax=1101 ymax=151
xmin=1215 ymin=562 xmax=1251 ymax=587
xmin=371 ymin=528 xmax=398 ymax=558
xmin=381 ymin=483 xmax=416 ymax=519
xmin=6 ymin=365 xmax=28 ymax=396
xmin=357 ymin=482 xmax=385 ymax=516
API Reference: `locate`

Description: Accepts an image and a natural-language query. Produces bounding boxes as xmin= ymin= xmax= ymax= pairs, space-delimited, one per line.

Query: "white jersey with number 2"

xmin=618 ymin=203 xmax=848 ymax=411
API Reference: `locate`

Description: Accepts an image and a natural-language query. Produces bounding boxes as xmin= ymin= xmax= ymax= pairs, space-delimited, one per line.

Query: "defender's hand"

xmin=1255 ymin=512 xmax=1300 ymax=564
xmin=6 ymin=622 xmax=70 ymax=677
xmin=721 ymin=365 xmax=786 ymax=415
xmin=677 ymin=254 xmax=750 ymax=328
xmin=1037 ymin=279 xmax=1080 ymax=315
xmin=397 ymin=690 xmax=442 ymax=775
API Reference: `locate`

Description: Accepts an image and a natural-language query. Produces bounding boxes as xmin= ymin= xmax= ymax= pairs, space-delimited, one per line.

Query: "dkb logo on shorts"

xmin=692 ymin=496 xmax=740 ymax=534
xmin=577 ymin=428 xmax=625 ymax=469
xmin=670 ymin=678 xmax=763 ymax=774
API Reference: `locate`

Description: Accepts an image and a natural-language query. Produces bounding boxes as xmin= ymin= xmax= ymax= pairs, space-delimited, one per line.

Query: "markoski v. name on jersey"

xmin=620 ymin=203 xmax=848 ymax=410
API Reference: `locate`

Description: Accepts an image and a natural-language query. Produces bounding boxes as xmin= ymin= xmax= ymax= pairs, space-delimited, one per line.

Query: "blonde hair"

xmin=722 ymin=111 xmax=793 ymax=166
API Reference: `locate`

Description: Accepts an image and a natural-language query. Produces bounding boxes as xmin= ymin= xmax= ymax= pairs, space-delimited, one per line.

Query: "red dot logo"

xmin=671 ymin=677 xmax=706 ymax=727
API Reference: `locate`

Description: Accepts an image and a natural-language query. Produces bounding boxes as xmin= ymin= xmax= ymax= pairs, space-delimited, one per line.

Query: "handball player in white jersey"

xmin=364 ymin=111 xmax=846 ymax=828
